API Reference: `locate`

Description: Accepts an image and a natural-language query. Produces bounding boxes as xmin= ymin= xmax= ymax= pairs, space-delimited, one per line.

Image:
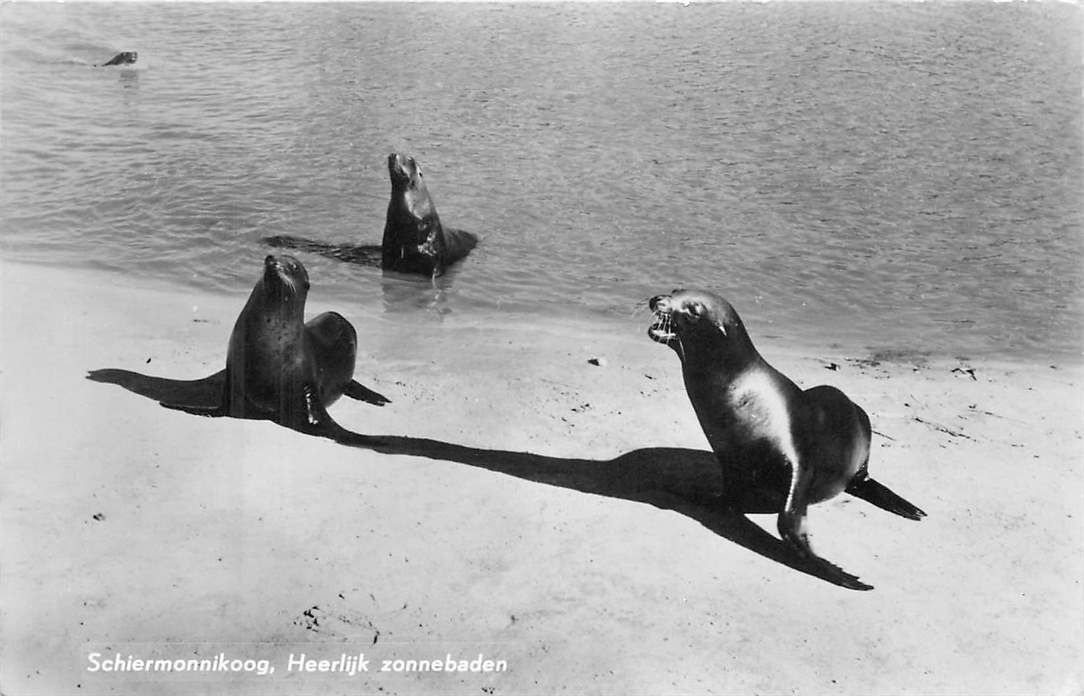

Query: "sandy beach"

xmin=2 ymin=259 xmax=1081 ymax=696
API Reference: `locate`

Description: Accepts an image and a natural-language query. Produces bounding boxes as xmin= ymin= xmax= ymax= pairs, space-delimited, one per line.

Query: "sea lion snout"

xmin=262 ymin=254 xmax=310 ymax=292
xmin=647 ymin=295 xmax=679 ymax=345
xmin=387 ymin=153 xmax=407 ymax=181
xmin=388 ymin=153 xmax=420 ymax=184
xmin=264 ymin=254 xmax=291 ymax=276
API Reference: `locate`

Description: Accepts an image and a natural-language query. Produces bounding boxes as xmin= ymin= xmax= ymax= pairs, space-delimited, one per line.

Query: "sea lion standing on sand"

xmin=160 ymin=255 xmax=389 ymax=445
xmin=382 ymin=153 xmax=478 ymax=276
xmin=647 ymin=289 xmax=925 ymax=590
xmin=98 ymin=51 xmax=137 ymax=66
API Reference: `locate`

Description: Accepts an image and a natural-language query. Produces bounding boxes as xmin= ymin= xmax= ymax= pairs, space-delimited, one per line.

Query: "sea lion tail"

xmin=847 ymin=476 xmax=926 ymax=521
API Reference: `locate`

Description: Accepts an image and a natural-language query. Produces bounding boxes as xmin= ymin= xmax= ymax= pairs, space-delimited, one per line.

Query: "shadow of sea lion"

xmin=86 ymin=368 xmax=868 ymax=590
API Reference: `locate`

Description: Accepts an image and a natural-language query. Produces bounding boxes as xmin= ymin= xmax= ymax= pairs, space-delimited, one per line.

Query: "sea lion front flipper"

xmin=847 ymin=475 xmax=927 ymax=521
xmin=343 ymin=380 xmax=391 ymax=406
xmin=778 ymin=460 xmax=817 ymax=559
xmin=780 ymin=462 xmax=873 ymax=591
xmin=297 ymin=386 xmax=383 ymax=447
xmin=805 ymin=555 xmax=874 ymax=592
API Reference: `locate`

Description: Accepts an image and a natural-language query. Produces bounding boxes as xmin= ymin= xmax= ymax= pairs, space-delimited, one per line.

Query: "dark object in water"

xmin=99 ymin=51 xmax=137 ymax=67
xmin=264 ymin=153 xmax=479 ymax=278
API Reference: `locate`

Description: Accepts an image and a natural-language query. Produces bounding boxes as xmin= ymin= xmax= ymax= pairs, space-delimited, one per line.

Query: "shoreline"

xmin=2 ymin=258 xmax=1082 ymax=696
xmin=3 ymin=256 xmax=1081 ymax=371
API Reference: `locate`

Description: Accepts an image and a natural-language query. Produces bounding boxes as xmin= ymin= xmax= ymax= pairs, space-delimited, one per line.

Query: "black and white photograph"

xmin=1 ymin=1 xmax=1081 ymax=694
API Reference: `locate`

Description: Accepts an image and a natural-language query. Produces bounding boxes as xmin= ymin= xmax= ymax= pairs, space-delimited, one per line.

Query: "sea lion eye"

xmin=687 ymin=303 xmax=702 ymax=318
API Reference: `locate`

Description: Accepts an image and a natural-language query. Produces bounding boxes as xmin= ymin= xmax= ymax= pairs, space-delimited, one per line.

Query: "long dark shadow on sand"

xmin=87 ymin=368 xmax=866 ymax=590
xmin=88 ymin=368 xmax=226 ymax=405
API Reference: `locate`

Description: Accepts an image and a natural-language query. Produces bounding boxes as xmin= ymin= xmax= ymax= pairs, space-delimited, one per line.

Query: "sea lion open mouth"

xmin=647 ymin=294 xmax=677 ymax=344
xmin=643 ymin=287 xmax=926 ymax=591
xmin=647 ymin=310 xmax=676 ymax=344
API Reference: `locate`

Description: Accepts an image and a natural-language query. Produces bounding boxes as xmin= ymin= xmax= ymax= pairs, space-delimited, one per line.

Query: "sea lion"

xmin=160 ymin=255 xmax=389 ymax=445
xmin=382 ymin=153 xmax=478 ymax=276
xmin=262 ymin=153 xmax=478 ymax=278
xmin=98 ymin=51 xmax=137 ymax=67
xmin=647 ymin=289 xmax=925 ymax=590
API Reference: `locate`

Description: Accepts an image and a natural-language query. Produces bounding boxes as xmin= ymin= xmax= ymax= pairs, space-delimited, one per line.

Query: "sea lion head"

xmin=387 ymin=153 xmax=434 ymax=219
xmin=260 ymin=254 xmax=310 ymax=307
xmin=387 ymin=153 xmax=423 ymax=190
xmin=102 ymin=51 xmax=138 ymax=66
xmin=648 ymin=289 xmax=755 ymax=365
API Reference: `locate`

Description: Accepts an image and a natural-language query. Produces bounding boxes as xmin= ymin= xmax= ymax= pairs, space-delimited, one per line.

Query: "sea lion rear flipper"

xmin=343 ymin=380 xmax=391 ymax=406
xmin=441 ymin=228 xmax=479 ymax=264
xmin=847 ymin=476 xmax=927 ymax=521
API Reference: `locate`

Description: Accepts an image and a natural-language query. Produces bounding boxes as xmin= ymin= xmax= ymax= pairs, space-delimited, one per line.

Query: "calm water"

xmin=2 ymin=2 xmax=1081 ymax=361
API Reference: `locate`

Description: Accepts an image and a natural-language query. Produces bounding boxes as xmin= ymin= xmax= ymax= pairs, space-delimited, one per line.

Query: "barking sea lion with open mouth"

xmin=648 ymin=289 xmax=925 ymax=590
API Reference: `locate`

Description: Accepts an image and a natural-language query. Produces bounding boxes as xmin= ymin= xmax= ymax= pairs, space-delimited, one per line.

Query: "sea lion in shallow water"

xmin=648 ymin=289 xmax=925 ymax=590
xmin=262 ymin=154 xmax=478 ymax=278
xmin=160 ymin=255 xmax=388 ymax=445
xmin=382 ymin=153 xmax=478 ymax=276
xmin=98 ymin=51 xmax=137 ymax=67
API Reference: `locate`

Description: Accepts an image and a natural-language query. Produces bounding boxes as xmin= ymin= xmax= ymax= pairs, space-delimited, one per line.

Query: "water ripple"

xmin=1 ymin=2 xmax=1081 ymax=360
